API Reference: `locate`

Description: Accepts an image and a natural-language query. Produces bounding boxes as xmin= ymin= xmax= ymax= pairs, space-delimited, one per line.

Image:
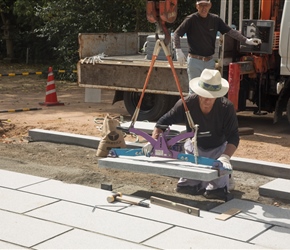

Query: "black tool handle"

xmin=138 ymin=201 xmax=150 ymax=208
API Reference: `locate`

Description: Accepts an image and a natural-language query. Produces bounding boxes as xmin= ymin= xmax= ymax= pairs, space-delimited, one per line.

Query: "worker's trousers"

xmin=177 ymin=139 xmax=229 ymax=190
xmin=187 ymin=57 xmax=215 ymax=94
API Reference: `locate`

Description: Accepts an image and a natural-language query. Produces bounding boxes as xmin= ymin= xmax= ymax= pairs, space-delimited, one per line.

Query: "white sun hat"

xmin=196 ymin=0 xmax=211 ymax=4
xmin=189 ymin=69 xmax=229 ymax=98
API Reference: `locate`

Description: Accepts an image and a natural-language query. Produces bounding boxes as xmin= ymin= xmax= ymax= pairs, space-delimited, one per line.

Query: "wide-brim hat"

xmin=196 ymin=0 xmax=211 ymax=4
xmin=189 ymin=69 xmax=229 ymax=98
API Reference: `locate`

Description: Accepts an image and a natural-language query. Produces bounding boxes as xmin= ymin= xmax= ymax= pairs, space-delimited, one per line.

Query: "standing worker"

xmin=174 ymin=0 xmax=261 ymax=93
xmin=143 ymin=69 xmax=239 ymax=199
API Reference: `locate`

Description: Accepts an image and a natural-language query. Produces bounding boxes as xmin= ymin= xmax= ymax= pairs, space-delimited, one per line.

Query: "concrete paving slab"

xmin=29 ymin=129 xmax=102 ymax=148
xmin=0 ymin=209 xmax=71 ymax=248
xmin=34 ymin=228 xmax=152 ymax=249
xmin=0 ymin=187 xmax=57 ymax=213
xmin=211 ymin=198 xmax=290 ymax=228
xmin=121 ymin=202 xmax=271 ymax=241
xmin=98 ymin=156 xmax=219 ymax=181
xmin=231 ymin=156 xmax=290 ymax=179
xmin=0 ymin=169 xmax=48 ymax=189
xmin=26 ymin=200 xmax=171 ymax=243
xmin=28 ymin=129 xmax=141 ymax=149
xmin=1 ymin=169 xmax=290 ymax=249
xmin=21 ymin=179 xmax=141 ymax=211
xmin=259 ymin=178 xmax=290 ymax=200
xmin=250 ymin=225 xmax=290 ymax=249
xmin=143 ymin=226 xmax=261 ymax=249
xmin=0 ymin=240 xmax=27 ymax=249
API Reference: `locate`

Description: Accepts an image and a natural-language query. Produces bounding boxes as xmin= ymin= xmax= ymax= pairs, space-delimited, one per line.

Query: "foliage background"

xmin=0 ymin=0 xmax=257 ymax=75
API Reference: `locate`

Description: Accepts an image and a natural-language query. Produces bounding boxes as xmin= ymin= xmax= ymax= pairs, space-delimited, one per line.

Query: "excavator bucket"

xmin=159 ymin=0 xmax=178 ymax=23
xmin=146 ymin=1 xmax=158 ymax=23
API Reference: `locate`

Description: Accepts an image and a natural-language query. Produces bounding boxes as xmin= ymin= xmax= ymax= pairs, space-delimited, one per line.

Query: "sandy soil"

xmin=0 ymin=63 xmax=290 ymax=211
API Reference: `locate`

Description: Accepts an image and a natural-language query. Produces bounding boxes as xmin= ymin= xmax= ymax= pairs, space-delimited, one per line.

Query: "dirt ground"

xmin=1 ymin=63 xmax=290 ymax=211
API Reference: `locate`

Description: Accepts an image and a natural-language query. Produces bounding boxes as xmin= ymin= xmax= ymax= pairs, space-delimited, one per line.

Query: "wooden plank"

xmin=215 ymin=208 xmax=241 ymax=221
xmin=98 ymin=156 xmax=219 ymax=181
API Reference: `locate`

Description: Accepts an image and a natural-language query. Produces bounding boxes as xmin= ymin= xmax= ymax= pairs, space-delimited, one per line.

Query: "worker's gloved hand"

xmin=246 ymin=38 xmax=262 ymax=46
xmin=142 ymin=142 xmax=153 ymax=157
xmin=175 ymin=48 xmax=186 ymax=66
xmin=213 ymin=154 xmax=233 ymax=176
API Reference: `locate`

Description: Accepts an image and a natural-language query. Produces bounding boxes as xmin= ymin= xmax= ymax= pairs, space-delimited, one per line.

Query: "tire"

xmin=123 ymin=92 xmax=172 ymax=121
xmin=287 ymin=98 xmax=290 ymax=124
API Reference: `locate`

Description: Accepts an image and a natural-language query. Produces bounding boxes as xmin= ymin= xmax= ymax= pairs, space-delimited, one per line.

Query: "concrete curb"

xmin=28 ymin=129 xmax=290 ymax=180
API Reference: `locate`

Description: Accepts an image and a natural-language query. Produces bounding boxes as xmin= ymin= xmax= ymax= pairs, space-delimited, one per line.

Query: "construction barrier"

xmin=0 ymin=70 xmax=77 ymax=77
xmin=0 ymin=108 xmax=42 ymax=113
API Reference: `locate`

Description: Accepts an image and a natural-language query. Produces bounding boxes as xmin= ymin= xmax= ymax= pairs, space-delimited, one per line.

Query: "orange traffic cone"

xmin=39 ymin=67 xmax=64 ymax=106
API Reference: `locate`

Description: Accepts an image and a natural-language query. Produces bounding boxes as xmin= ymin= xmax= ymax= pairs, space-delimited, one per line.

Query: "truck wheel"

xmin=287 ymin=98 xmax=290 ymax=124
xmin=123 ymin=92 xmax=171 ymax=121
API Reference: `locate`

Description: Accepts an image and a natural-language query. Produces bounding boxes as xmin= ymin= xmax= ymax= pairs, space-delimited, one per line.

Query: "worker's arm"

xmin=227 ymin=29 xmax=262 ymax=45
xmin=152 ymin=127 xmax=163 ymax=139
xmin=222 ymin=143 xmax=237 ymax=158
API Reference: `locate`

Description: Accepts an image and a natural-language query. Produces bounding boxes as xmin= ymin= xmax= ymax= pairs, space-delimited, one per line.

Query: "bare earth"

xmin=1 ymin=63 xmax=290 ymax=211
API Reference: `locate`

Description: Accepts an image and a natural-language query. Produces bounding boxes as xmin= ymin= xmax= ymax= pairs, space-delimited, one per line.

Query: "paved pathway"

xmin=1 ymin=169 xmax=290 ymax=249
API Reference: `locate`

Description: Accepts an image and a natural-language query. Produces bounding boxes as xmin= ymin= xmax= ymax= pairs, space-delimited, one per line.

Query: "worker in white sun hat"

xmin=173 ymin=0 xmax=261 ymax=94
xmin=143 ymin=68 xmax=239 ymax=199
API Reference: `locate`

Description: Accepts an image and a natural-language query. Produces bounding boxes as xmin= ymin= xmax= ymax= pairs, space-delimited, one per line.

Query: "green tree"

xmin=2 ymin=0 xmax=252 ymax=75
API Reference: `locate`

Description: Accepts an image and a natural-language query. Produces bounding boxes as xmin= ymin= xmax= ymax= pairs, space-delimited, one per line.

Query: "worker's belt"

xmin=188 ymin=53 xmax=213 ymax=62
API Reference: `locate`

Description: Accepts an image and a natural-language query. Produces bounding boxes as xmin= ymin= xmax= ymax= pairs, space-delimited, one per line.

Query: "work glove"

xmin=142 ymin=142 xmax=153 ymax=157
xmin=175 ymin=48 xmax=186 ymax=66
xmin=213 ymin=154 xmax=233 ymax=176
xmin=246 ymin=38 xmax=262 ymax=46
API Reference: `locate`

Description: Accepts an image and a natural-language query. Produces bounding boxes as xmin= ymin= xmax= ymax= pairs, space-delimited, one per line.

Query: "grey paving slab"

xmin=34 ymin=228 xmax=152 ymax=249
xmin=121 ymin=202 xmax=271 ymax=242
xmin=0 ymin=169 xmax=48 ymax=189
xmin=98 ymin=156 xmax=219 ymax=181
xmin=143 ymin=226 xmax=261 ymax=249
xmin=231 ymin=156 xmax=290 ymax=179
xmin=0 ymin=240 xmax=27 ymax=249
xmin=26 ymin=200 xmax=171 ymax=243
xmin=21 ymin=179 xmax=139 ymax=211
xmin=28 ymin=128 xmax=141 ymax=149
xmin=259 ymin=178 xmax=290 ymax=200
xmin=211 ymin=198 xmax=290 ymax=228
xmin=0 ymin=209 xmax=72 ymax=248
xmin=29 ymin=129 xmax=102 ymax=148
xmin=0 ymin=187 xmax=57 ymax=213
xmin=250 ymin=225 xmax=290 ymax=249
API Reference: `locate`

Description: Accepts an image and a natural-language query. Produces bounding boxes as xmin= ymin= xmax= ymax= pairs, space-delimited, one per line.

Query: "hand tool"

xmin=150 ymin=196 xmax=200 ymax=216
xmin=107 ymin=192 xmax=150 ymax=208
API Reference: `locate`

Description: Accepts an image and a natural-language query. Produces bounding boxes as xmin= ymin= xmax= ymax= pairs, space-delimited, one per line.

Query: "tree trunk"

xmin=1 ymin=13 xmax=15 ymax=60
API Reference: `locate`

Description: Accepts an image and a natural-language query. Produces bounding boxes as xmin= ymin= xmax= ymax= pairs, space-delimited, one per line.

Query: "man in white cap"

xmin=174 ymin=0 xmax=261 ymax=93
xmin=144 ymin=68 xmax=239 ymax=199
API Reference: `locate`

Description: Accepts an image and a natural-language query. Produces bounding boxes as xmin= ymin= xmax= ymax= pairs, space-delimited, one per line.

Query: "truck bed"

xmin=77 ymin=33 xmax=189 ymax=95
xmin=78 ymin=54 xmax=189 ymax=95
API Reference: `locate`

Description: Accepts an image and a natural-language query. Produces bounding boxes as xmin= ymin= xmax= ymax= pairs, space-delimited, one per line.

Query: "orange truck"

xmin=77 ymin=0 xmax=290 ymax=124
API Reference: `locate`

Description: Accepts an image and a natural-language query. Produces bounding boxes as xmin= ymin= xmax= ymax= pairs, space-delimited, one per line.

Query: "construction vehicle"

xmin=77 ymin=0 xmax=290 ymax=124
xmin=224 ymin=0 xmax=290 ymax=124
